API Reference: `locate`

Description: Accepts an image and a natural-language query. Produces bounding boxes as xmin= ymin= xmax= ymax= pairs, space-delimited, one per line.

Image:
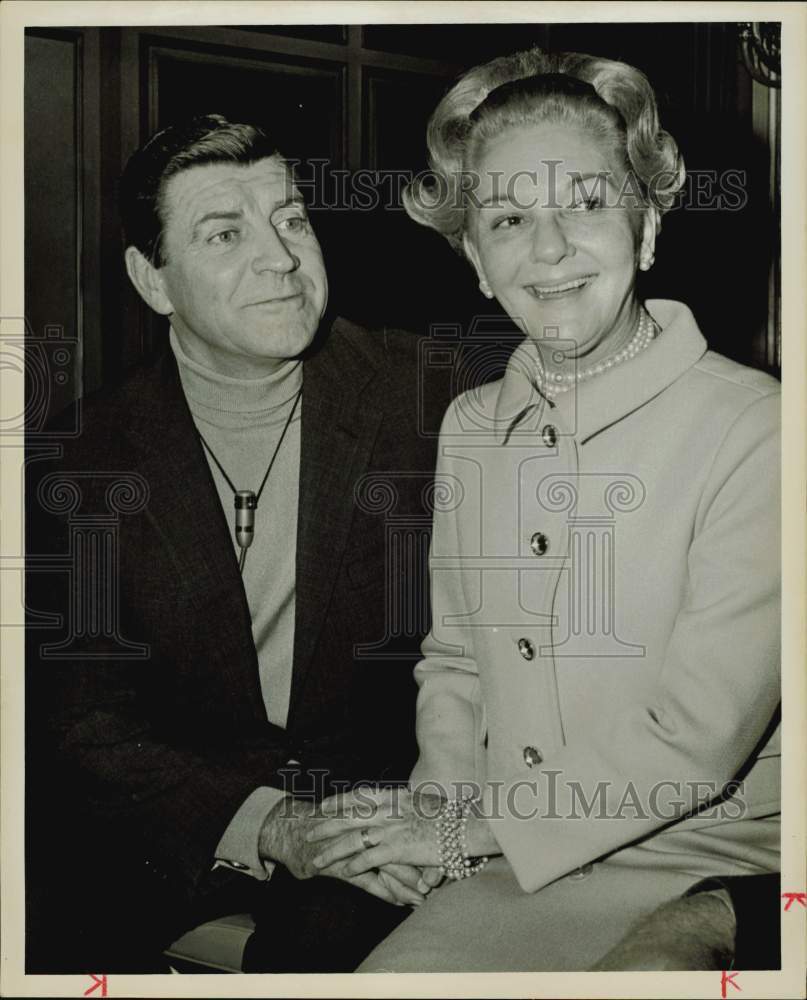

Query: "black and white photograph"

xmin=1 ymin=2 xmax=804 ymax=997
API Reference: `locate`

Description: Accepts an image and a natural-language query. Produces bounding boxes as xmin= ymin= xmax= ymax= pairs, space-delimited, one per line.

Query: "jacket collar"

xmin=494 ymin=300 xmax=708 ymax=444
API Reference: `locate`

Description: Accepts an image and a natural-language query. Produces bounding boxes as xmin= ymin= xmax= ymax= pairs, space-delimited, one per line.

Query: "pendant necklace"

xmin=197 ymin=389 xmax=301 ymax=574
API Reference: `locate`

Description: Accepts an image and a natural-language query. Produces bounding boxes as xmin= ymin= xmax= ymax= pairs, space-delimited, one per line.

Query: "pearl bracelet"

xmin=436 ymin=796 xmax=489 ymax=880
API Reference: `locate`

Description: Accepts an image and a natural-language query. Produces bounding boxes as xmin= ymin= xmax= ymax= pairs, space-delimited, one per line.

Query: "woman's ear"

xmin=124 ymin=246 xmax=174 ymax=316
xmin=462 ymin=234 xmax=494 ymax=299
xmin=638 ymin=208 xmax=659 ymax=272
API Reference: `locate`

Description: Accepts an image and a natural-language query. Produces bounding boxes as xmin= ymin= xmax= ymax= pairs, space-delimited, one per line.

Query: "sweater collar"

xmin=494 ymin=300 xmax=708 ymax=444
xmin=169 ymin=327 xmax=302 ymax=414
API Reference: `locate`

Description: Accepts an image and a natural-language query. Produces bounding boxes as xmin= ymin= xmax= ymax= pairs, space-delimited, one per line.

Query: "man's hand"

xmin=258 ymin=796 xmax=427 ymax=907
xmin=303 ymin=786 xmax=499 ymax=877
xmin=590 ymin=889 xmax=737 ymax=971
xmin=258 ymin=796 xmax=321 ymax=879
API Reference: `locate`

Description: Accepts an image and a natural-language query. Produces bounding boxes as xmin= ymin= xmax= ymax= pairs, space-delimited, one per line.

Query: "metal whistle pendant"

xmin=234 ymin=490 xmax=257 ymax=550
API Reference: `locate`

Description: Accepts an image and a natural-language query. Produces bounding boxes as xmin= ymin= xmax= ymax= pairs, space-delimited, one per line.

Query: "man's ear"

xmin=124 ymin=246 xmax=174 ymax=316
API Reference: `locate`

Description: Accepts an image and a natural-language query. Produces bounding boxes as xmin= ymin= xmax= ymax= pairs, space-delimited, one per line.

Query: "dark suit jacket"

xmin=25 ymin=316 xmax=453 ymax=966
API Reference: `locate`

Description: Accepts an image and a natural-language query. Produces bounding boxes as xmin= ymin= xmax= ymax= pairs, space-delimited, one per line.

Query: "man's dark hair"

xmin=119 ymin=114 xmax=282 ymax=266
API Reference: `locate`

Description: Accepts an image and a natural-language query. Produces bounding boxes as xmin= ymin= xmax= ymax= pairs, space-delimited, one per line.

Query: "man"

xmin=25 ymin=115 xmax=450 ymax=973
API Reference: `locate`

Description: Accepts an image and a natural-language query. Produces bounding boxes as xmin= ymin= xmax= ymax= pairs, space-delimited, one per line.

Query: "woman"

xmin=307 ymin=47 xmax=781 ymax=971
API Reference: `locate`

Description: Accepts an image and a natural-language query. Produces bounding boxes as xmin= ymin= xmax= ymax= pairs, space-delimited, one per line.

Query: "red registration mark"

xmin=83 ymin=974 xmax=108 ymax=997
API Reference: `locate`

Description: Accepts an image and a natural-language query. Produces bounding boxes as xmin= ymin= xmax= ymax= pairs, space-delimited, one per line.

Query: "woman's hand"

xmin=318 ymin=858 xmax=428 ymax=907
xmin=376 ymin=862 xmax=442 ymax=902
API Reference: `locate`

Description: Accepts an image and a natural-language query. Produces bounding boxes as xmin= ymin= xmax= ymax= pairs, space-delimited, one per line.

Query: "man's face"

xmin=153 ymin=156 xmax=328 ymax=376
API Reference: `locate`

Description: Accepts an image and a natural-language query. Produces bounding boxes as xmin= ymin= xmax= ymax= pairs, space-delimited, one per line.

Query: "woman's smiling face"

xmin=464 ymin=121 xmax=656 ymax=363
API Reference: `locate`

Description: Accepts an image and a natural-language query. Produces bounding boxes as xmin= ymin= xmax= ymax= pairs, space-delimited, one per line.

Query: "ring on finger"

xmin=360 ymin=828 xmax=374 ymax=850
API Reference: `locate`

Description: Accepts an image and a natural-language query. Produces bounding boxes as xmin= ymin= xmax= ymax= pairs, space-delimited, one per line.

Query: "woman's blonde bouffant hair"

xmin=403 ymin=47 xmax=685 ymax=254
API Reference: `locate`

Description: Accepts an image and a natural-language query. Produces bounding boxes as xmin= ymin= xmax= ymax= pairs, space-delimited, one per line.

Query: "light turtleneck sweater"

xmin=171 ymin=329 xmax=303 ymax=880
xmin=170 ymin=328 xmax=301 ymax=730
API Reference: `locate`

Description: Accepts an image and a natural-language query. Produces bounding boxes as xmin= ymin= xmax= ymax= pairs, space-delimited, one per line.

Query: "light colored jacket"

xmin=411 ymin=300 xmax=780 ymax=893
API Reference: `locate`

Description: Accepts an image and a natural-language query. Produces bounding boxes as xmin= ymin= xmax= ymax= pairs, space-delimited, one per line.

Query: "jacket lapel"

xmin=288 ymin=320 xmax=383 ymax=722
xmin=120 ymin=324 xmax=385 ymax=727
xmin=122 ymin=351 xmax=266 ymax=720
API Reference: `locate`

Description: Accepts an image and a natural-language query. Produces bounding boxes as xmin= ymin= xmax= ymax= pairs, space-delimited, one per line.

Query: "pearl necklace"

xmin=537 ymin=309 xmax=658 ymax=399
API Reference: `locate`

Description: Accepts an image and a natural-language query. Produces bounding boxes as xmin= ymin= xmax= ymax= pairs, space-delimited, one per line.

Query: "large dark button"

xmin=517 ymin=638 xmax=535 ymax=660
xmin=523 ymin=746 xmax=543 ymax=767
xmin=542 ymin=424 xmax=558 ymax=447
xmin=530 ymin=532 xmax=549 ymax=556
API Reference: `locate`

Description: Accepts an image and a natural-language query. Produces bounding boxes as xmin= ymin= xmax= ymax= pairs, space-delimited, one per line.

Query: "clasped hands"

xmin=260 ymin=787 xmax=446 ymax=908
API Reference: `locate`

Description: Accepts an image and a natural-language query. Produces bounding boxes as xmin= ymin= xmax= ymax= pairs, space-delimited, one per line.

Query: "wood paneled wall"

xmin=24 ymin=22 xmax=779 ymax=416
